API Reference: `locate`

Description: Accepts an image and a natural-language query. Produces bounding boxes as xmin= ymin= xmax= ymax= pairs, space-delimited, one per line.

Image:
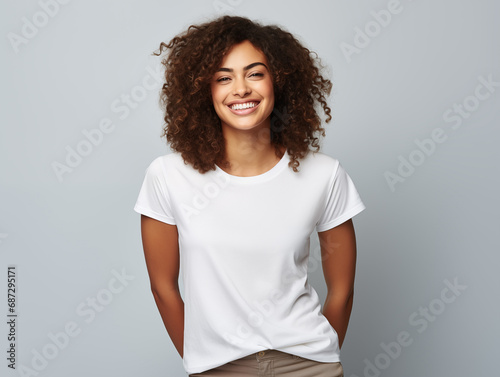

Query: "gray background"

xmin=1 ymin=0 xmax=498 ymax=376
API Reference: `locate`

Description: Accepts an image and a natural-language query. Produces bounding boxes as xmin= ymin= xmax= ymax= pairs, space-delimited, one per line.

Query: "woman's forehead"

xmin=219 ymin=40 xmax=268 ymax=68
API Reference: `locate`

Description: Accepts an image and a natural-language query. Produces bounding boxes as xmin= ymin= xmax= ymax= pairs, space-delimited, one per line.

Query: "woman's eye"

xmin=249 ymin=73 xmax=264 ymax=78
xmin=216 ymin=77 xmax=230 ymax=82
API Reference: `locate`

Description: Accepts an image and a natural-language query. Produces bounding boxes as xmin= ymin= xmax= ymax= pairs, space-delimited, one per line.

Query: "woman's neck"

xmin=221 ymin=127 xmax=284 ymax=177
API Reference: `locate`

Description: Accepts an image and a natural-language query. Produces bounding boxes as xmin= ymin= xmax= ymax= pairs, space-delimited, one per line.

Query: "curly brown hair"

xmin=153 ymin=15 xmax=332 ymax=173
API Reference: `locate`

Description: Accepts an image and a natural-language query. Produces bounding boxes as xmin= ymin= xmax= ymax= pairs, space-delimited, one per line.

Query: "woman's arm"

xmin=140 ymin=215 xmax=184 ymax=357
xmin=318 ymin=218 xmax=357 ymax=349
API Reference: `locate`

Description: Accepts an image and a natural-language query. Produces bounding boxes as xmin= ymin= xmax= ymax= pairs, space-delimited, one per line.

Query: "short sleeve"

xmin=133 ymin=157 xmax=176 ymax=225
xmin=316 ymin=161 xmax=366 ymax=232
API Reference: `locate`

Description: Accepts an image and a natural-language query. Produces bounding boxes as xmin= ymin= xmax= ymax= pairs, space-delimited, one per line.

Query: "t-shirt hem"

xmin=184 ymin=350 xmax=263 ymax=375
xmin=184 ymin=351 xmax=340 ymax=374
xmin=292 ymin=355 xmax=341 ymax=364
xmin=316 ymin=202 xmax=366 ymax=232
xmin=133 ymin=205 xmax=176 ymax=225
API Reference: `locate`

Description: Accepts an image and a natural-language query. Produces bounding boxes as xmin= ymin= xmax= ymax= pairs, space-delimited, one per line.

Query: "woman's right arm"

xmin=140 ymin=214 xmax=184 ymax=357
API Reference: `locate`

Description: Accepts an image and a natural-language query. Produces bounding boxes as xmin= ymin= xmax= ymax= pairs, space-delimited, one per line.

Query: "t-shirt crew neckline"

xmin=214 ymin=150 xmax=289 ymax=184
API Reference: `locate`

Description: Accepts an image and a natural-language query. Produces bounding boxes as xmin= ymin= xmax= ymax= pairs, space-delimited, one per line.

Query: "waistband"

xmin=239 ymin=349 xmax=302 ymax=361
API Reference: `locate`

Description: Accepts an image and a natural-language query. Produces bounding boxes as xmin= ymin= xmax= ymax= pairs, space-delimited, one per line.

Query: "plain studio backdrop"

xmin=1 ymin=1 xmax=498 ymax=376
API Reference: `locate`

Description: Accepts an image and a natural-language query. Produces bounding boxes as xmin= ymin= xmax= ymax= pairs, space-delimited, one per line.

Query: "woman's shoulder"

xmin=144 ymin=152 xmax=187 ymax=176
xmin=148 ymin=151 xmax=184 ymax=167
xmin=300 ymin=150 xmax=341 ymax=172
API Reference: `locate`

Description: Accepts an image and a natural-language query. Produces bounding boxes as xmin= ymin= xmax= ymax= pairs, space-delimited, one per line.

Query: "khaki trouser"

xmin=189 ymin=349 xmax=344 ymax=377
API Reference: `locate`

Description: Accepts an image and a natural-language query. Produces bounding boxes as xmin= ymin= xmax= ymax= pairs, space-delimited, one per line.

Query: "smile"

xmin=228 ymin=101 xmax=260 ymax=110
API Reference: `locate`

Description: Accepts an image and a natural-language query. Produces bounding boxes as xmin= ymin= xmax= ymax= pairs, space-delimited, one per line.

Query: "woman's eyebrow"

xmin=217 ymin=62 xmax=268 ymax=72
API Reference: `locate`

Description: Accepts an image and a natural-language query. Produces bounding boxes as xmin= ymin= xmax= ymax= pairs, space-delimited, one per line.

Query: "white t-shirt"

xmin=134 ymin=149 xmax=366 ymax=374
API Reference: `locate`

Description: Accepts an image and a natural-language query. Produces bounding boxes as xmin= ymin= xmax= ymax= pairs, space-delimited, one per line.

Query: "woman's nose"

xmin=232 ymin=77 xmax=250 ymax=96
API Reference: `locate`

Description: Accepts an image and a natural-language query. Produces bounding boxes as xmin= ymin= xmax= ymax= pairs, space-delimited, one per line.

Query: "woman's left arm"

xmin=318 ymin=218 xmax=358 ymax=349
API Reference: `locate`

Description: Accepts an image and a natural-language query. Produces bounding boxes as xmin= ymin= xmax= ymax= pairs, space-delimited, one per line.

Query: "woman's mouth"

xmin=227 ymin=101 xmax=260 ymax=115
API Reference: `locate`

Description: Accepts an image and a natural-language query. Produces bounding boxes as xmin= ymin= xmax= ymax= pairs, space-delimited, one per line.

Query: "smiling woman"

xmin=151 ymin=15 xmax=333 ymax=175
xmin=134 ymin=15 xmax=366 ymax=377
xmin=210 ymin=40 xmax=278 ymax=176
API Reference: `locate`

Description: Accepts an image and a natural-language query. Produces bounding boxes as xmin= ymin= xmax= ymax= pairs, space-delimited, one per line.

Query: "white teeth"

xmin=230 ymin=102 xmax=257 ymax=110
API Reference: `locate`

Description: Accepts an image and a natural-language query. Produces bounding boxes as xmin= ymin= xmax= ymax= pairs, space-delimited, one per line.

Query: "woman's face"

xmin=210 ymin=40 xmax=274 ymax=135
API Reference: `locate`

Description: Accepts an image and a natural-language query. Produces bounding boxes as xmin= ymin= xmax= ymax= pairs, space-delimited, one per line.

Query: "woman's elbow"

xmin=150 ymin=281 xmax=180 ymax=301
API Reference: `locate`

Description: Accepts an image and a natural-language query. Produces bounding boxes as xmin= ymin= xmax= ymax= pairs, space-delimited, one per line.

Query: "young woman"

xmin=134 ymin=15 xmax=366 ymax=377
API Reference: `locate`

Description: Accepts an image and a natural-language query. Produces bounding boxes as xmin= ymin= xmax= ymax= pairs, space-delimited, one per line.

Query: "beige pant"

xmin=189 ymin=349 xmax=344 ymax=377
